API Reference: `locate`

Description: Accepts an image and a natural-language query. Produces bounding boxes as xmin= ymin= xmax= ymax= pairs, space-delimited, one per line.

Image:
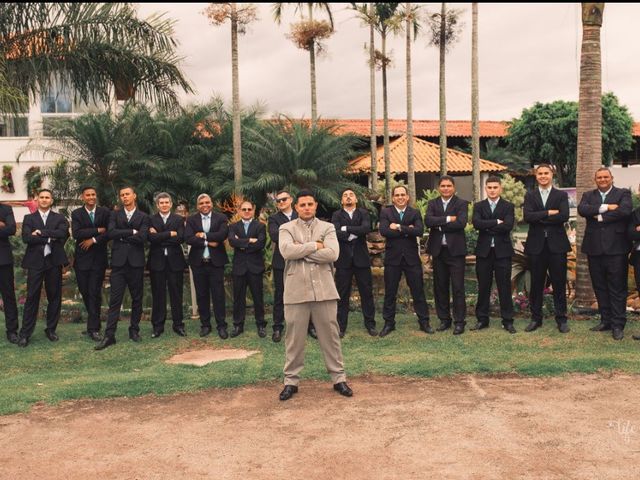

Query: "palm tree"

xmin=404 ymin=3 xmax=421 ymax=203
xmin=427 ymin=4 xmax=464 ymax=175
xmin=471 ymin=3 xmax=480 ymax=202
xmin=0 ymin=3 xmax=192 ymax=113
xmin=273 ymin=3 xmax=334 ymax=127
xmin=204 ymin=3 xmax=258 ymax=193
xmin=575 ymin=3 xmax=605 ymax=308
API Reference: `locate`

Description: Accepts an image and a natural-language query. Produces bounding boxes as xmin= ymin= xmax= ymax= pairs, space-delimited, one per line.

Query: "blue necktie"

xmin=399 ymin=211 xmax=404 ymax=221
xmin=202 ymin=215 xmax=210 ymax=259
xmin=490 ymin=202 xmax=496 ymax=213
xmin=244 ymin=222 xmax=249 ymax=235
xmin=89 ymin=211 xmax=95 ymax=224
xmin=601 ymin=191 xmax=606 ymax=203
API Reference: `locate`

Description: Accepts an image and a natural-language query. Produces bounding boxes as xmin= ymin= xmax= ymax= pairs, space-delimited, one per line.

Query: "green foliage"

xmin=507 ymin=92 xmax=634 ymax=186
xmin=414 ymin=188 xmax=441 ymax=219
xmin=500 ymin=174 xmax=527 ymax=223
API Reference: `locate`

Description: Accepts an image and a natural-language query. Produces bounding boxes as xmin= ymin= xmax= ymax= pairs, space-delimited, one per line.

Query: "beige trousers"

xmin=283 ymin=300 xmax=346 ymax=386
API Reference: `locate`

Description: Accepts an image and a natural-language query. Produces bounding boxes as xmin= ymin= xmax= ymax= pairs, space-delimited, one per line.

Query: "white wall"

xmin=610 ymin=165 xmax=640 ymax=193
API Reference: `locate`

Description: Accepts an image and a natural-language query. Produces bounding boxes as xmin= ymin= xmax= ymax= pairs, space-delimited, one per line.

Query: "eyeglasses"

xmin=241 ymin=208 xmax=253 ymax=212
xmin=275 ymin=197 xmax=289 ymax=203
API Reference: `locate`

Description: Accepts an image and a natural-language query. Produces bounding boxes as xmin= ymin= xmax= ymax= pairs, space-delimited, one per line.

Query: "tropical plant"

xmin=471 ymin=3 xmax=480 ymax=201
xmin=0 ymin=3 xmax=192 ymax=113
xmin=500 ymin=174 xmax=526 ymax=224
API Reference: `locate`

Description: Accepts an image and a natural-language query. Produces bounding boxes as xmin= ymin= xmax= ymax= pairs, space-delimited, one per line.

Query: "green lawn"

xmin=1 ymin=314 xmax=639 ymax=415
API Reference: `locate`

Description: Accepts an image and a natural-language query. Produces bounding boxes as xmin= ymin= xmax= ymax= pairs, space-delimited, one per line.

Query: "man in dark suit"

xmin=228 ymin=200 xmax=267 ymax=338
xmin=148 ymin=192 xmax=188 ymax=338
xmin=523 ymin=164 xmax=571 ymax=333
xmin=95 ymin=186 xmax=149 ymax=350
xmin=18 ymin=189 xmax=69 ymax=347
xmin=331 ymin=188 xmax=377 ymax=337
xmin=71 ymin=186 xmax=110 ymax=342
xmin=185 ymin=193 xmax=229 ymax=339
xmin=578 ymin=168 xmax=632 ymax=340
xmin=379 ymin=185 xmax=431 ymax=337
xmin=268 ymin=190 xmax=300 ymax=342
xmin=425 ymin=176 xmax=469 ymax=335
xmin=471 ymin=176 xmax=516 ymax=333
xmin=0 ymin=202 xmax=19 ymax=344
xmin=629 ymin=207 xmax=640 ymax=342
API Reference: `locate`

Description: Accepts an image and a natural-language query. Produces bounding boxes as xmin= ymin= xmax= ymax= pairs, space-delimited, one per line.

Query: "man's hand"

xmin=170 ymin=231 xmax=177 ymax=237
xmin=449 ymin=216 xmax=457 ymax=222
xmin=608 ymin=204 xmax=619 ymax=211
xmin=32 ymin=229 xmax=41 ymax=236
xmin=196 ymin=232 xmax=206 ymax=239
xmin=0 ymin=221 xmax=5 ymax=228
xmin=316 ymin=241 xmax=324 ymax=250
xmin=390 ymin=223 xmax=401 ymax=231
xmin=149 ymin=227 xmax=157 ymax=234
xmin=497 ymin=219 xmax=504 ymax=224
xmin=548 ymin=210 xmax=559 ymax=216
xmin=249 ymin=238 xmax=257 ymax=244
xmin=79 ymin=239 xmax=94 ymax=251
xmin=207 ymin=241 xmax=218 ymax=247
xmin=635 ymin=225 xmax=640 ymax=232
xmin=97 ymin=227 xmax=106 ymax=234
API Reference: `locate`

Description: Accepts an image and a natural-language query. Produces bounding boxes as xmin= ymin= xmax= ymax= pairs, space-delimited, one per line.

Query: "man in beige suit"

xmin=278 ymin=190 xmax=353 ymax=401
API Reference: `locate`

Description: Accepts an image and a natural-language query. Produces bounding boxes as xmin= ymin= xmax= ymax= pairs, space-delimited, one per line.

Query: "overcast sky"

xmin=137 ymin=3 xmax=639 ymax=121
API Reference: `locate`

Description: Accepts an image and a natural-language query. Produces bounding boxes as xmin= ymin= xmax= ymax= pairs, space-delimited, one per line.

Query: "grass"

xmin=1 ymin=313 xmax=640 ymax=415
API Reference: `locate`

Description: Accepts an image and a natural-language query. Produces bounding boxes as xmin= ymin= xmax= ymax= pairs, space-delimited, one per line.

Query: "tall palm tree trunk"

xmin=382 ymin=31 xmax=391 ymax=202
xmin=369 ymin=2 xmax=378 ymax=192
xmin=439 ymin=2 xmax=447 ymax=176
xmin=575 ymin=3 xmax=604 ymax=307
xmin=231 ymin=3 xmax=242 ymax=191
xmin=471 ymin=2 xmax=480 ymax=202
xmin=406 ymin=2 xmax=416 ymax=203
xmin=309 ymin=4 xmax=318 ymax=127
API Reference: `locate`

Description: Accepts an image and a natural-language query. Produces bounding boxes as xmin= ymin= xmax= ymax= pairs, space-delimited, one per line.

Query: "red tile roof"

xmin=349 ymin=135 xmax=507 ymax=174
xmin=320 ymin=119 xmax=509 ymax=138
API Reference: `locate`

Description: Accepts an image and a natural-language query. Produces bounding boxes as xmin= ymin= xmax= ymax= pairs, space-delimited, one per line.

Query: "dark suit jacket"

xmin=523 ymin=187 xmax=571 ymax=255
xmin=0 ymin=204 xmax=16 ymax=266
xmin=424 ymin=195 xmax=469 ymax=257
xmin=21 ymin=210 xmax=69 ymax=269
xmin=379 ymin=205 xmax=423 ymax=266
xmin=147 ymin=213 xmax=188 ymax=272
xmin=577 ymin=186 xmax=632 ymax=256
xmin=228 ymin=219 xmax=266 ymax=275
xmin=108 ymin=208 xmax=149 ymax=268
xmin=628 ymin=208 xmax=640 ymax=264
xmin=185 ymin=212 xmax=229 ymax=267
xmin=331 ymin=208 xmax=372 ymax=269
xmin=71 ymin=206 xmax=110 ymax=271
xmin=268 ymin=211 xmax=297 ymax=270
xmin=472 ymin=198 xmax=515 ymax=259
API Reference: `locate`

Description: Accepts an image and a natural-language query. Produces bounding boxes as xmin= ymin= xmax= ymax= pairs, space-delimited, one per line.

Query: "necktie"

xmin=42 ymin=214 xmax=51 ymax=257
xmin=244 ymin=222 xmax=249 ymax=235
xmin=89 ymin=211 xmax=95 ymax=224
xmin=202 ymin=216 xmax=210 ymax=259
xmin=399 ymin=210 xmax=404 ymax=221
xmin=601 ymin=191 xmax=607 ymax=203
xmin=541 ymin=190 xmax=549 ymax=207
xmin=490 ymin=202 xmax=496 ymax=213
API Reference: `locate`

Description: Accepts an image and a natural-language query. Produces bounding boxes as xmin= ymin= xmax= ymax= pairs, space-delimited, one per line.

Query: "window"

xmin=0 ymin=116 xmax=29 ymax=137
xmin=41 ymin=83 xmax=73 ymax=114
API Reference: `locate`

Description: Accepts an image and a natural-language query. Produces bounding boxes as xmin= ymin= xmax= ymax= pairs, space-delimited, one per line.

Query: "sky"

xmin=137 ymin=3 xmax=639 ymax=122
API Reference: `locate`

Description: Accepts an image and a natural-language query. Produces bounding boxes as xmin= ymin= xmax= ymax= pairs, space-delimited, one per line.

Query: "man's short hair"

xmin=196 ymin=193 xmax=212 ymax=203
xmin=594 ymin=167 xmax=612 ymax=177
xmin=119 ymin=185 xmax=135 ymax=194
xmin=439 ymin=175 xmax=456 ymax=186
xmin=535 ymin=163 xmax=554 ymax=173
xmin=37 ymin=188 xmax=53 ymax=196
xmin=154 ymin=192 xmax=172 ymax=204
xmin=80 ymin=185 xmax=96 ymax=194
xmin=276 ymin=190 xmax=291 ymax=198
xmin=392 ymin=185 xmax=408 ymax=196
xmin=341 ymin=188 xmax=356 ymax=197
xmin=239 ymin=200 xmax=255 ymax=208
xmin=295 ymin=189 xmax=316 ymax=203
xmin=486 ymin=175 xmax=502 ymax=185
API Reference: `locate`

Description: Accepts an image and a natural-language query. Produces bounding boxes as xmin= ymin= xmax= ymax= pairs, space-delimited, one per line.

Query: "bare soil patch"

xmin=1 ymin=374 xmax=639 ymax=480
xmin=165 ymin=348 xmax=260 ymax=366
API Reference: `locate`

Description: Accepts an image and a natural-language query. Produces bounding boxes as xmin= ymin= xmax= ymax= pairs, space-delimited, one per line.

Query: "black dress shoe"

xmin=87 ymin=332 xmax=103 ymax=342
xmin=366 ymin=327 xmax=378 ymax=337
xmin=95 ymin=336 xmax=116 ymax=350
xmin=272 ymin=330 xmax=282 ymax=343
xmin=199 ymin=326 xmax=212 ymax=337
xmin=339 ymin=329 xmax=346 ymax=338
xmin=173 ymin=326 xmax=187 ymax=337
xmin=333 ymin=382 xmax=353 ymax=397
xmin=612 ymin=328 xmax=624 ymax=341
xmin=218 ymin=327 xmax=229 ymax=340
xmin=151 ymin=330 xmax=163 ymax=338
xmin=633 ymin=334 xmax=640 ymax=341
xmin=418 ymin=321 xmax=435 ymax=334
xmin=230 ymin=326 xmax=244 ymax=338
xmin=590 ymin=322 xmax=611 ymax=332
xmin=453 ymin=325 xmax=465 ymax=335
xmin=436 ymin=322 xmax=451 ymax=332
xmin=279 ymin=385 xmax=298 ymax=401
xmin=502 ymin=323 xmax=517 ymax=334
xmin=129 ymin=332 xmax=142 ymax=342
xmin=378 ymin=324 xmax=395 ymax=337
xmin=470 ymin=322 xmax=489 ymax=331
xmin=308 ymin=326 xmax=318 ymax=339
xmin=17 ymin=336 xmax=29 ymax=348
xmin=44 ymin=330 xmax=59 ymax=342
xmin=257 ymin=326 xmax=267 ymax=338
xmin=7 ymin=332 xmax=19 ymax=344
xmin=524 ymin=321 xmax=542 ymax=332
xmin=557 ymin=323 xmax=570 ymax=334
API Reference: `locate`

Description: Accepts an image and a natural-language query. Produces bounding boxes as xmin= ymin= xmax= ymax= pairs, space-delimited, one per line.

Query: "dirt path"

xmin=1 ymin=374 xmax=639 ymax=480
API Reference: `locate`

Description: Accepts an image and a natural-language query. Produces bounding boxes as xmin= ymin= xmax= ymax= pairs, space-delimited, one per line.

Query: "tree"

xmin=471 ymin=3 xmax=480 ymax=202
xmin=575 ymin=3 xmax=605 ymax=308
xmin=0 ymin=3 xmax=192 ymax=113
xmin=204 ymin=3 xmax=258 ymax=193
xmin=273 ymin=3 xmax=334 ymax=128
xmin=506 ymin=92 xmax=633 ymax=187
xmin=404 ymin=3 xmax=422 ymax=203
xmin=426 ymin=4 xmax=464 ymax=175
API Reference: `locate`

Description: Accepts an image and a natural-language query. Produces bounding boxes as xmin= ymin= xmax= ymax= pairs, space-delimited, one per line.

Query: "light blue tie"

xmin=244 ymin=222 xmax=249 ymax=235
xmin=490 ymin=201 xmax=496 ymax=213
xmin=601 ymin=191 xmax=607 ymax=203
xmin=89 ymin=211 xmax=95 ymax=224
xmin=202 ymin=215 xmax=210 ymax=259
xmin=541 ymin=190 xmax=549 ymax=207
xmin=399 ymin=210 xmax=404 ymax=221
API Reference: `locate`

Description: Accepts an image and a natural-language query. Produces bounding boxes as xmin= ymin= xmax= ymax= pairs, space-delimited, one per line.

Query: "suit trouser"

xmin=475 ymin=250 xmax=514 ymax=324
xmin=75 ymin=266 xmax=106 ymax=334
xmin=382 ymin=258 xmax=430 ymax=327
xmin=284 ymin=300 xmax=346 ymax=386
xmin=589 ymin=254 xmax=628 ymax=330
xmin=528 ymin=240 xmax=567 ymax=324
xmin=20 ymin=258 xmax=62 ymax=339
xmin=432 ymin=247 xmax=467 ymax=326
xmin=335 ymin=266 xmax=376 ymax=331
xmin=232 ymin=271 xmax=265 ymax=328
xmin=191 ymin=262 xmax=226 ymax=330
xmin=0 ymin=264 xmax=18 ymax=335
xmin=150 ymin=267 xmax=185 ymax=332
xmin=105 ymin=264 xmax=144 ymax=338
xmin=272 ymin=268 xmax=285 ymax=332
